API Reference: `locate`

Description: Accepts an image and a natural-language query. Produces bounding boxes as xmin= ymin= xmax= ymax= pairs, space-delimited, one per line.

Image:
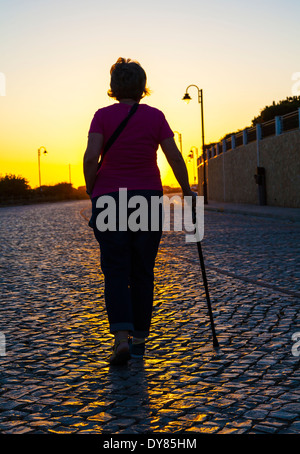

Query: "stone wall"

xmin=198 ymin=129 xmax=300 ymax=208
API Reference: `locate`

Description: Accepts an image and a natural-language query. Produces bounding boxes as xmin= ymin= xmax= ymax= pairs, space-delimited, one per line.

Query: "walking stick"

xmin=192 ymin=206 xmax=219 ymax=348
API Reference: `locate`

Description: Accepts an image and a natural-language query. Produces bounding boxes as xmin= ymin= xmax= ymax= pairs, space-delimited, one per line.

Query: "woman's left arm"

xmin=83 ymin=133 xmax=104 ymax=195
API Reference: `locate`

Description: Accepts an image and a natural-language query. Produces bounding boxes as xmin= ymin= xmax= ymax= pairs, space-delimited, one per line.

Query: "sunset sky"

xmin=1 ymin=0 xmax=300 ymax=188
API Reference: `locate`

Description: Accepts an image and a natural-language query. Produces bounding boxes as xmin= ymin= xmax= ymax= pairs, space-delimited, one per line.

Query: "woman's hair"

xmin=107 ymin=57 xmax=150 ymax=102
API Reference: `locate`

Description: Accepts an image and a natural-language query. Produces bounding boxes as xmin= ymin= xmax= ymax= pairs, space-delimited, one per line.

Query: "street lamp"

xmin=182 ymin=85 xmax=208 ymax=204
xmin=188 ymin=146 xmax=198 ymax=185
xmin=174 ymin=131 xmax=183 ymax=154
xmin=37 ymin=146 xmax=48 ymax=188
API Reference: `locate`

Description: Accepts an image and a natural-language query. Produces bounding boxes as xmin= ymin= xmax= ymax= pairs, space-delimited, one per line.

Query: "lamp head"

xmin=182 ymin=92 xmax=191 ymax=103
xmin=38 ymin=146 xmax=48 ymax=155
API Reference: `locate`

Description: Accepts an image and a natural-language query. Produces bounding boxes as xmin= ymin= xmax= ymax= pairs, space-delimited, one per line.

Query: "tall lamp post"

xmin=182 ymin=85 xmax=208 ymax=204
xmin=38 ymin=146 xmax=48 ymax=188
xmin=174 ymin=130 xmax=183 ymax=154
xmin=188 ymin=146 xmax=198 ymax=185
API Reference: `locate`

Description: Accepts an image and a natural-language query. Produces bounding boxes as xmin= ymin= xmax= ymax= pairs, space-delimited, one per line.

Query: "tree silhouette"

xmin=0 ymin=174 xmax=30 ymax=197
xmin=39 ymin=182 xmax=74 ymax=198
xmin=252 ymin=96 xmax=300 ymax=125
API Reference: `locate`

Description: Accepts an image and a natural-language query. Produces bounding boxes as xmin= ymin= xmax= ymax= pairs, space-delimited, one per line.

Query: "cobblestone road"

xmin=0 ymin=200 xmax=299 ymax=435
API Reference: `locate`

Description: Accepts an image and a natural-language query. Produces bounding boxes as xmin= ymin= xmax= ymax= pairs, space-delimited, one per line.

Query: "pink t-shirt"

xmin=89 ymin=103 xmax=174 ymax=197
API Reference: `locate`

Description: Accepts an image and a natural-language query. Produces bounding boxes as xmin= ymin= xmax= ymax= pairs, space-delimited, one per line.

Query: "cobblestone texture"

xmin=0 ymin=200 xmax=299 ymax=434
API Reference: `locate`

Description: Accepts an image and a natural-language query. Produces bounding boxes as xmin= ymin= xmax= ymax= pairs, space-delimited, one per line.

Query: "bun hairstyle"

xmin=108 ymin=57 xmax=150 ymax=102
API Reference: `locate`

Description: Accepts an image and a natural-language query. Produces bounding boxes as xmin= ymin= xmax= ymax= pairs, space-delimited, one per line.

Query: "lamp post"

xmin=174 ymin=130 xmax=183 ymax=154
xmin=189 ymin=146 xmax=198 ymax=185
xmin=182 ymin=85 xmax=208 ymax=204
xmin=37 ymin=147 xmax=48 ymax=188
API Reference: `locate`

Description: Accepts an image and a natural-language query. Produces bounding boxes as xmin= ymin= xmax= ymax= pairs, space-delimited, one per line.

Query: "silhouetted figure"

xmin=84 ymin=57 xmax=196 ymax=365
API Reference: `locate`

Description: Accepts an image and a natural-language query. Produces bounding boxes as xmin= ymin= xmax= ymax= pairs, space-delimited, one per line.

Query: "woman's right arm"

xmin=83 ymin=133 xmax=103 ymax=195
xmin=160 ymin=137 xmax=195 ymax=197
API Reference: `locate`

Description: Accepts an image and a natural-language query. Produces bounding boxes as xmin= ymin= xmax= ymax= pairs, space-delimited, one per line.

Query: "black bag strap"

xmin=97 ymin=102 xmax=138 ymax=170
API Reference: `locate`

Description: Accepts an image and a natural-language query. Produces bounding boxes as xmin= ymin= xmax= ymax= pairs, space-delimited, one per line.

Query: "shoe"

xmin=108 ymin=339 xmax=131 ymax=366
xmin=129 ymin=338 xmax=145 ymax=358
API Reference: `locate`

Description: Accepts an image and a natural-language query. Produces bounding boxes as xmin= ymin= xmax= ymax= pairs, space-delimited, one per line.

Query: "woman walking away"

xmin=84 ymin=57 xmax=196 ymax=365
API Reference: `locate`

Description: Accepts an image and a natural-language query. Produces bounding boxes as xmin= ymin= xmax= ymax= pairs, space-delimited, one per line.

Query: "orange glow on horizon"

xmin=1 ymin=1 xmax=298 ymax=190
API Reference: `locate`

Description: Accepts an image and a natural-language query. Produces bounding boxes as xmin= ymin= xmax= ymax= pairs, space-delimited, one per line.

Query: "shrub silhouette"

xmin=0 ymin=174 xmax=30 ymax=197
xmin=252 ymin=96 xmax=300 ymax=125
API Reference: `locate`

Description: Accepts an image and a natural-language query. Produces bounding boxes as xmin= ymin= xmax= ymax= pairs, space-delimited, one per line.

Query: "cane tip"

xmin=213 ymin=339 xmax=219 ymax=348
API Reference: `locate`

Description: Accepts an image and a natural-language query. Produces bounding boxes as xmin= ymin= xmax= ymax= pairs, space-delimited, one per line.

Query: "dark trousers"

xmin=91 ymin=190 xmax=163 ymax=338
